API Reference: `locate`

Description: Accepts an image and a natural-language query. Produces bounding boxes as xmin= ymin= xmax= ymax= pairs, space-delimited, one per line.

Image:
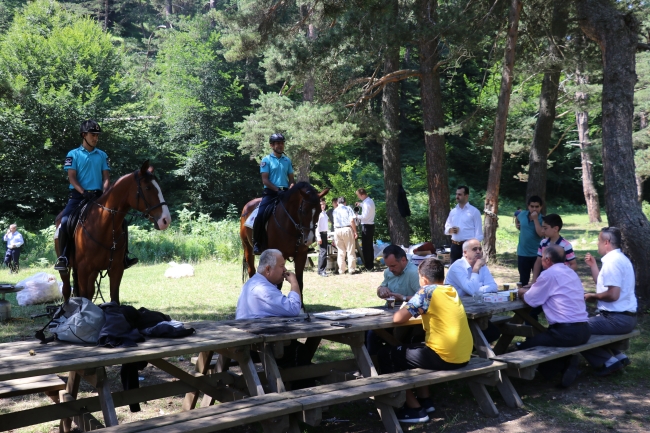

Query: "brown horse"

xmin=240 ymin=182 xmax=329 ymax=291
xmin=55 ymin=161 xmax=171 ymax=304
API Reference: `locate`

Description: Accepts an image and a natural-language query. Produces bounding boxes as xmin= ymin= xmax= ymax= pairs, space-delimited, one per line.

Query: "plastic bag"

xmin=15 ymin=272 xmax=62 ymax=306
xmin=44 ymin=298 xmax=106 ymax=344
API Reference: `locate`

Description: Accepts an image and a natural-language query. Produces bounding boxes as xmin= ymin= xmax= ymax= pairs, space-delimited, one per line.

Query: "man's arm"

xmin=585 ymin=253 xmax=599 ymax=283
xmin=377 ymin=286 xmax=391 ymax=299
xmin=288 ymin=173 xmax=295 ymax=187
xmin=349 ymin=213 xmax=358 ymax=239
xmin=102 ymin=170 xmax=110 ymax=192
xmin=392 ymin=308 xmax=413 ymax=324
xmin=67 ymin=170 xmax=84 ymax=194
xmin=445 ymin=263 xmax=480 ymax=296
xmin=585 ymin=286 xmax=621 ymax=303
xmin=261 ymin=172 xmax=278 ymax=191
xmin=444 ymin=210 xmax=455 ymax=235
xmin=479 ymin=266 xmax=498 ymax=292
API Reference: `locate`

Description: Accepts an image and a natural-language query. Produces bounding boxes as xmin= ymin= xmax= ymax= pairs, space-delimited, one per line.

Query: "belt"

xmin=335 ymin=226 xmax=351 ymax=229
xmin=602 ymin=310 xmax=636 ymax=317
xmin=451 ymin=240 xmax=466 ymax=245
xmin=549 ymin=322 xmax=588 ymax=329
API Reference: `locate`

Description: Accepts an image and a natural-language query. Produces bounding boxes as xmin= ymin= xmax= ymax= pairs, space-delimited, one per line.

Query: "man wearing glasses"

xmin=581 ymin=227 xmax=637 ymax=376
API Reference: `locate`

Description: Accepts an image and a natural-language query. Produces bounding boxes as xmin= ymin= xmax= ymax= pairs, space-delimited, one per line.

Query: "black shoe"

xmin=561 ymin=355 xmax=580 ymax=387
xmin=253 ymin=244 xmax=262 ymax=255
xmin=124 ymin=256 xmax=139 ymax=269
xmin=54 ymin=256 xmax=68 ymax=271
xmin=595 ymin=360 xmax=624 ymax=377
xmin=619 ymin=356 xmax=631 ymax=367
xmin=395 ymin=406 xmax=429 ymax=423
xmin=416 ymin=397 xmax=435 ymax=413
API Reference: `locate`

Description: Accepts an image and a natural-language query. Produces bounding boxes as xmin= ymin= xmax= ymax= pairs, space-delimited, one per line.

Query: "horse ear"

xmin=318 ymin=188 xmax=330 ymax=198
xmin=140 ymin=160 xmax=150 ymax=175
xmin=147 ymin=165 xmax=155 ymax=174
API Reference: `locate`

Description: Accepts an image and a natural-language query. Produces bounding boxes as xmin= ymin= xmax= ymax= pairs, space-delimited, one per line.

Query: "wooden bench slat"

xmin=492 ymin=330 xmax=640 ymax=369
xmin=491 ymin=315 xmax=514 ymax=325
xmin=0 ymin=374 xmax=65 ymax=398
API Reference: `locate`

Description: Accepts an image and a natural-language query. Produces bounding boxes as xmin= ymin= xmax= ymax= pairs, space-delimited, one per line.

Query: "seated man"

xmin=444 ymin=238 xmax=500 ymax=343
xmin=236 ymin=249 xmax=302 ymax=319
xmin=367 ymin=245 xmax=421 ymax=355
xmin=517 ymin=245 xmax=591 ymax=387
xmin=378 ymin=258 xmax=473 ymax=424
xmin=581 ymin=227 xmax=637 ymax=376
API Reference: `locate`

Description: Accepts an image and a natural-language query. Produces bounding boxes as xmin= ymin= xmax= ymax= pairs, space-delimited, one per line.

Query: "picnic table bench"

xmin=0 ymin=374 xmax=65 ymax=401
xmin=491 ymin=330 xmax=640 ymax=379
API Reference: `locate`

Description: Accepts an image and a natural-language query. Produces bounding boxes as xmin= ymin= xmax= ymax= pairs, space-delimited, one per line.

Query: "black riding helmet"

xmin=80 ymin=119 xmax=102 ymax=136
xmin=269 ymin=133 xmax=285 ymax=143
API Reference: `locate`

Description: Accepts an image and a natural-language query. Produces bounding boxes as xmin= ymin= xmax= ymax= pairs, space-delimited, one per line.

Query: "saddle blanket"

xmin=244 ymin=206 xmax=259 ymax=229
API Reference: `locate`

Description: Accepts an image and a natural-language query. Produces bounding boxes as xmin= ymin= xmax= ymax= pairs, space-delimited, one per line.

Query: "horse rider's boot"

xmin=252 ymin=216 xmax=265 ymax=256
xmin=54 ymin=226 xmax=69 ymax=272
xmin=122 ymin=221 xmax=139 ymax=269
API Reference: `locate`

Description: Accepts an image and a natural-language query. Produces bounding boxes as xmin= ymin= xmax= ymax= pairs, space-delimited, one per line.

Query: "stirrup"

xmin=54 ymin=256 xmax=69 ymax=271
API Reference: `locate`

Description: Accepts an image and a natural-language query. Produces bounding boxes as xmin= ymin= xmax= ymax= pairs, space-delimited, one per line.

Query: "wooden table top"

xmin=461 ymin=297 xmax=526 ymax=319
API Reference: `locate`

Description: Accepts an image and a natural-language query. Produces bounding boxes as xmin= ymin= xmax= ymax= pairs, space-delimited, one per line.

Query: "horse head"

xmin=132 ymin=160 xmax=172 ymax=230
xmin=285 ymin=182 xmax=329 ymax=246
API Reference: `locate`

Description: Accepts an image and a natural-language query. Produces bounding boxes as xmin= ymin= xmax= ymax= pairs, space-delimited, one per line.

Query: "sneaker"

xmin=124 ymin=256 xmax=139 ymax=269
xmin=395 ymin=406 xmax=429 ymax=423
xmin=594 ymin=360 xmax=624 ymax=377
xmin=561 ymin=355 xmax=580 ymax=387
xmin=619 ymin=356 xmax=631 ymax=367
xmin=416 ymin=397 xmax=435 ymax=413
xmin=319 ymin=272 xmax=328 ymax=277
xmin=54 ymin=256 xmax=68 ymax=271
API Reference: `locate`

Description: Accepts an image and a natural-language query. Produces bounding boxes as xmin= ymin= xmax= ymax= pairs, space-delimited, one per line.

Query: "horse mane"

xmin=102 ymin=169 xmax=157 ymax=195
xmin=285 ymin=182 xmax=319 ymax=205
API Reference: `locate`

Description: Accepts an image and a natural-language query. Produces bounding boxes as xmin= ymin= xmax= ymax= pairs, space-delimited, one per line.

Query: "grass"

xmin=0 ymin=212 xmax=648 ymax=432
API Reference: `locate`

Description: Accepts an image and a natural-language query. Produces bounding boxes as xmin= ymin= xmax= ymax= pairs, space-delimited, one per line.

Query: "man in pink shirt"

xmin=517 ymin=245 xmax=591 ymax=387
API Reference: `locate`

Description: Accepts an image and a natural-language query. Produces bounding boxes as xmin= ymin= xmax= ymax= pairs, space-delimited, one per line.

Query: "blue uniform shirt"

xmin=64 ymin=145 xmax=110 ymax=191
xmin=260 ymin=153 xmax=293 ymax=188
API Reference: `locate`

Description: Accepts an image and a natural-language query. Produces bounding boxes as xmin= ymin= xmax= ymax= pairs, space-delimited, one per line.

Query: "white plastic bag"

xmin=47 ymin=298 xmax=105 ymax=344
xmin=164 ymin=262 xmax=195 ymax=278
xmin=15 ymin=272 xmax=62 ymax=306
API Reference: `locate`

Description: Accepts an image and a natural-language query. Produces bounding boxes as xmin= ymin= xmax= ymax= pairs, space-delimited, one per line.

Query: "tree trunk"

xmin=575 ymin=109 xmax=602 ymax=221
xmin=293 ymin=149 xmax=310 ymax=183
xmin=417 ymin=0 xmax=450 ymax=248
xmin=381 ymin=19 xmax=410 ymax=246
xmin=104 ymin=0 xmax=109 ymax=30
xmin=300 ymin=5 xmax=316 ymax=181
xmin=483 ymin=0 xmax=522 ymax=261
xmin=165 ymin=0 xmax=172 ymax=17
xmin=577 ymin=0 xmax=650 ymax=309
xmin=526 ymin=0 xmax=568 ymax=211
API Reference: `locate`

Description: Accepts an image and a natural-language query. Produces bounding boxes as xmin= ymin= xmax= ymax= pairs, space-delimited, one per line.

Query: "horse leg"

xmin=244 ymin=227 xmax=256 ymax=278
xmin=76 ymin=266 xmax=98 ymax=301
xmin=108 ymin=269 xmax=124 ymax=305
xmin=60 ymin=270 xmax=72 ymax=301
xmin=294 ymin=251 xmax=308 ymax=302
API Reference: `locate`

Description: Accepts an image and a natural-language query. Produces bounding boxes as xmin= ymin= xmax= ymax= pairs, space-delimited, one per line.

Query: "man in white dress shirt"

xmin=355 ymin=188 xmax=376 ymax=271
xmin=444 ymin=186 xmax=483 ymax=264
xmin=316 ymin=199 xmax=330 ymax=277
xmin=445 ymin=239 xmax=500 ymax=342
xmin=3 ymin=224 xmax=24 ymax=271
xmin=332 ymin=197 xmax=359 ymax=274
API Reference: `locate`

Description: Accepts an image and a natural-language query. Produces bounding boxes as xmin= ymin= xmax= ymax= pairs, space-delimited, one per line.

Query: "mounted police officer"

xmin=253 ymin=133 xmax=295 ymax=255
xmin=54 ymin=120 xmax=138 ymax=271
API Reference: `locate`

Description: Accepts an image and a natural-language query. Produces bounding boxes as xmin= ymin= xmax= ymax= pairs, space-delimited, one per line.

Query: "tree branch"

xmin=638 ymin=42 xmax=650 ymax=51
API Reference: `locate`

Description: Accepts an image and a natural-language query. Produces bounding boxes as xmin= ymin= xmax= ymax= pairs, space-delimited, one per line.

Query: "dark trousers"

xmin=253 ymin=189 xmax=279 ymax=248
xmin=378 ymin=342 xmax=468 ymax=374
xmin=360 ymin=224 xmax=375 ymax=270
xmin=517 ymin=255 xmax=537 ymax=286
xmin=582 ymin=312 xmax=637 ymax=367
xmin=4 ymin=248 xmax=20 ymax=266
xmin=318 ymin=231 xmax=328 ymax=273
xmin=59 ymin=190 xmax=100 ymax=258
xmin=450 ymin=242 xmax=463 ymax=264
xmin=519 ymin=322 xmax=591 ymax=379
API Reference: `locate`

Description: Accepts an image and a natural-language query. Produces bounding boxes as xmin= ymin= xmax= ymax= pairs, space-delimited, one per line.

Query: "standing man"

xmin=332 ymin=197 xmax=358 ymax=274
xmin=355 ymin=188 xmax=376 ymax=271
xmin=56 ymin=120 xmax=118 ymax=270
xmin=326 ymin=197 xmax=338 ymax=232
xmin=4 ymin=224 xmax=24 ymax=271
xmin=515 ymin=196 xmax=544 ymax=286
xmin=316 ymin=199 xmax=329 ymax=277
xmin=517 ymin=245 xmax=591 ymax=387
xmin=444 ymin=186 xmax=483 ymax=264
xmin=581 ymin=227 xmax=637 ymax=375
xmin=253 ymin=133 xmax=295 ymax=255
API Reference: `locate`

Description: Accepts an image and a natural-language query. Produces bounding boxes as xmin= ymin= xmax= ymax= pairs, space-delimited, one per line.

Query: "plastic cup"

xmin=386 ymin=297 xmax=395 ymax=308
xmin=473 ymin=293 xmax=483 ymax=304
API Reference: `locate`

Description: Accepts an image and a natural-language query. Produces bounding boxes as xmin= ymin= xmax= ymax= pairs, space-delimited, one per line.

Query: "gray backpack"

xmin=36 ymin=298 xmax=106 ymax=344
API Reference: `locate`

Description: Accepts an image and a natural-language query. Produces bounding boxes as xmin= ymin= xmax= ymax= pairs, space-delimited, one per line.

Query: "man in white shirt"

xmin=316 ymin=199 xmax=329 ymax=277
xmin=332 ymin=197 xmax=359 ymax=274
xmin=236 ymin=249 xmax=302 ymax=319
xmin=3 ymin=224 xmax=24 ymax=271
xmin=355 ymin=188 xmax=376 ymax=271
xmin=582 ymin=227 xmax=637 ymax=376
xmin=444 ymin=186 xmax=483 ymax=264
xmin=445 ymin=239 xmax=500 ymax=343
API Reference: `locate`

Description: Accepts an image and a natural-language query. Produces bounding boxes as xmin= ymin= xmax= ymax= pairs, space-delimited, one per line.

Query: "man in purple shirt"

xmin=517 ymin=245 xmax=591 ymax=387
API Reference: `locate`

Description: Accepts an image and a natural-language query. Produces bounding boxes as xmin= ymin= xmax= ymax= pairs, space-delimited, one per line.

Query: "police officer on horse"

xmin=54 ymin=120 xmax=138 ymax=271
xmin=253 ymin=133 xmax=295 ymax=255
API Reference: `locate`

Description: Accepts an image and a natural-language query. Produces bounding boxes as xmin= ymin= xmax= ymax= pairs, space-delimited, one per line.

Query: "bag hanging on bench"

xmin=35 ymin=297 xmax=106 ymax=344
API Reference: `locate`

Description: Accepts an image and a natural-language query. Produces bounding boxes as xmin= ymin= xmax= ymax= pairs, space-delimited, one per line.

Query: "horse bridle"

xmin=274 ymin=194 xmax=319 ymax=252
xmin=133 ymin=171 xmax=167 ymax=228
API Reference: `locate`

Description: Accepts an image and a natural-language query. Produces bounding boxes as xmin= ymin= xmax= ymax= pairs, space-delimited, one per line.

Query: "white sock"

xmin=615 ymin=353 xmax=628 ymax=361
xmin=604 ymin=357 xmax=619 ymax=368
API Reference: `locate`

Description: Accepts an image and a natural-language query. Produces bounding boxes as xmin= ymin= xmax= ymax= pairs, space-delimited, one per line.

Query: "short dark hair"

xmin=542 ymin=214 xmax=563 ymax=230
xmin=543 ymin=244 xmax=566 ymax=264
xmin=383 ymin=244 xmax=406 ymax=261
xmin=331 ymin=197 xmax=338 ymax=204
xmin=418 ymin=258 xmax=445 ymax=283
xmin=528 ymin=195 xmax=543 ymax=206
xmin=320 ymin=198 xmax=327 ymax=205
xmin=457 ymin=185 xmax=469 ymax=195
xmin=600 ymin=227 xmax=622 ymax=248
xmin=356 ymin=188 xmax=367 ymax=196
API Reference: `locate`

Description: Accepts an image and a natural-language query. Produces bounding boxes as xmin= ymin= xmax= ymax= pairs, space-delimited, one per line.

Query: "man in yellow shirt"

xmin=378 ymin=257 xmax=473 ymax=424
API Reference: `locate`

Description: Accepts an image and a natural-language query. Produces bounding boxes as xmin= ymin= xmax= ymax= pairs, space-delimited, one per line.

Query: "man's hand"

xmin=472 ymin=258 xmax=486 ymax=273
xmin=317 ymin=238 xmax=322 ymax=245
xmin=284 ymin=271 xmax=298 ymax=285
xmin=353 ymin=231 xmax=358 ymax=239
xmin=584 ymin=292 xmax=597 ymax=302
xmin=377 ymin=286 xmax=391 ymax=299
xmin=585 ymin=253 xmax=596 ymax=267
